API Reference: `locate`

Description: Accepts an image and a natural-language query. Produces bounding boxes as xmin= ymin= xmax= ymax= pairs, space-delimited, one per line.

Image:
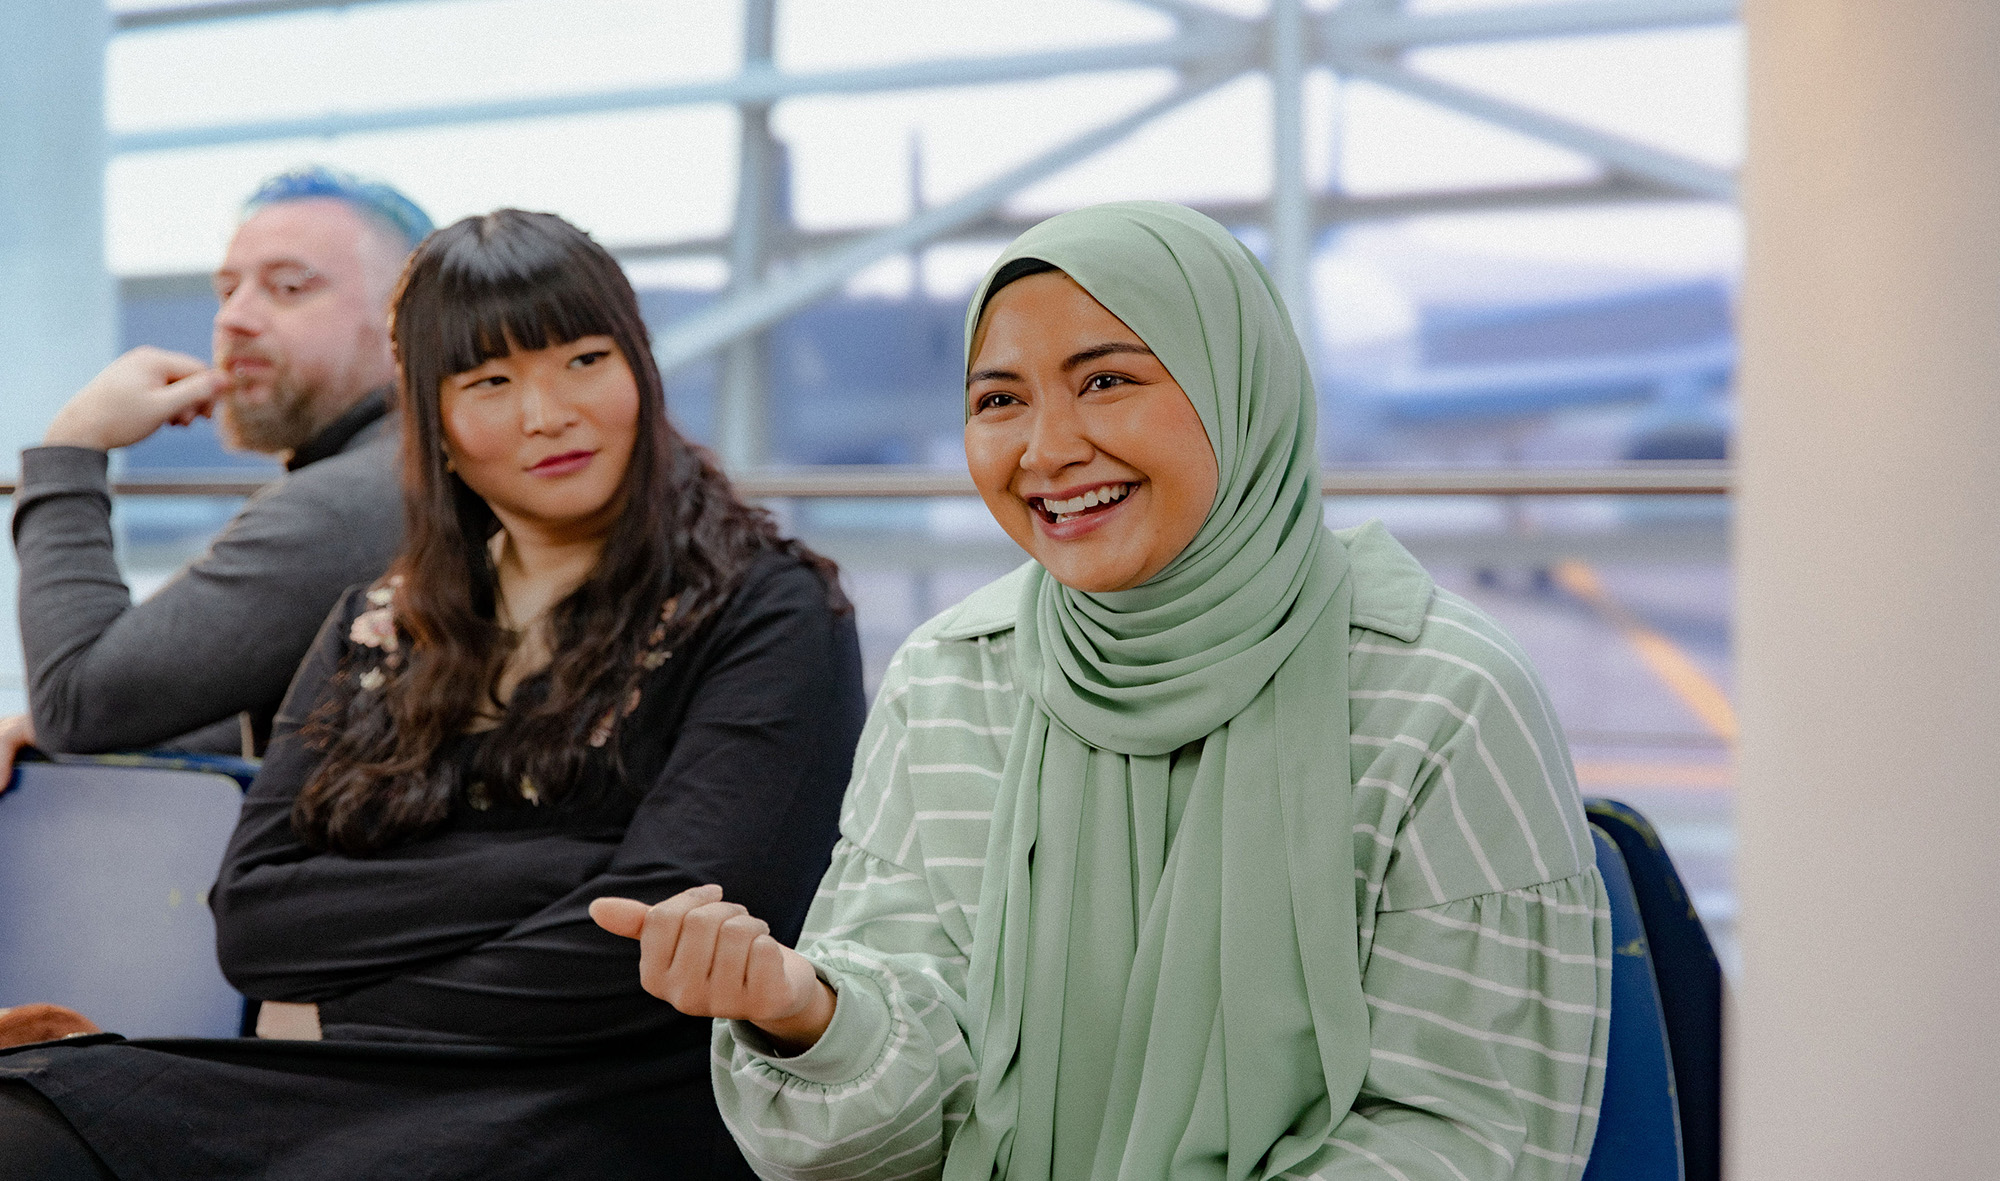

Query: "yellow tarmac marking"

xmin=1552 ymin=560 xmax=1739 ymax=745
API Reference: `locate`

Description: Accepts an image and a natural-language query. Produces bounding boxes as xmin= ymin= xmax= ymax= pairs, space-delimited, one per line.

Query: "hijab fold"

xmin=943 ymin=202 xmax=1373 ymax=1181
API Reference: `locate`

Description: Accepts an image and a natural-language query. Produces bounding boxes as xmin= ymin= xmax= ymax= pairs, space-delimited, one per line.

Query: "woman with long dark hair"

xmin=0 ymin=210 xmax=864 ymax=1180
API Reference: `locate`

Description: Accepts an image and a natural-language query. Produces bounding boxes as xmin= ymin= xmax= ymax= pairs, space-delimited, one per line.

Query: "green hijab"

xmin=944 ymin=202 xmax=1371 ymax=1181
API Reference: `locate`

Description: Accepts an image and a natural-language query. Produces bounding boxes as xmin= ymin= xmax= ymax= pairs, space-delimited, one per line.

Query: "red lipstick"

xmin=529 ymin=449 xmax=595 ymax=477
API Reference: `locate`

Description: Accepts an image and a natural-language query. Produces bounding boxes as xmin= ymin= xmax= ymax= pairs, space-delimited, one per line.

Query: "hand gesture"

xmin=591 ymin=885 xmax=835 ymax=1053
xmin=44 ymin=347 xmax=226 ymax=452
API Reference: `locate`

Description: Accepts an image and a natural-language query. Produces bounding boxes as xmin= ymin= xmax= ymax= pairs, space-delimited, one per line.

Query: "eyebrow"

xmin=212 ymin=257 xmax=317 ymax=280
xmin=965 ymin=341 xmax=1156 ymax=387
xmin=1061 ymin=341 xmax=1154 ymax=370
xmin=966 ymin=365 xmax=1019 ymax=385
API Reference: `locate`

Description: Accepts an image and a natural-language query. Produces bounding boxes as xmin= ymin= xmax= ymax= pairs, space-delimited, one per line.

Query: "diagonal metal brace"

xmin=1336 ymin=55 xmax=1737 ymax=201
xmin=650 ymin=71 xmax=1241 ymax=377
xmin=1327 ymin=0 xmax=1738 ymax=50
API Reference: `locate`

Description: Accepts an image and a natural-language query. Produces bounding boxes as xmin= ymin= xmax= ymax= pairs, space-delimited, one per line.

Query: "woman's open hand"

xmin=590 ymin=885 xmax=835 ymax=1053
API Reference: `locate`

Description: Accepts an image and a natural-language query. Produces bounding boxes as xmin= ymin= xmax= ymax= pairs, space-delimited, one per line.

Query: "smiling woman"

xmin=612 ymin=202 xmax=1613 ymax=1181
xmin=965 ymin=266 xmax=1219 ymax=592
xmin=0 ymin=211 xmax=865 ymax=1181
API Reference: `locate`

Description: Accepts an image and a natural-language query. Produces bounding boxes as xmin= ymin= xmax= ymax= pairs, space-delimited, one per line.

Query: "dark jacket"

xmin=11 ymin=392 xmax=402 ymax=755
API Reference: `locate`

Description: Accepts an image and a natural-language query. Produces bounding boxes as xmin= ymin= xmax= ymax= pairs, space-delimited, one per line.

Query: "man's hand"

xmin=591 ymin=886 xmax=836 ymax=1054
xmin=43 ymin=347 xmax=227 ymax=452
xmin=0 ymin=714 xmax=37 ymax=796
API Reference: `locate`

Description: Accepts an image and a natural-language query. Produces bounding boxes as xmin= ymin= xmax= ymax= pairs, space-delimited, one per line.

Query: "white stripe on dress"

xmin=1352 ymin=688 xmax=1551 ymax=881
xmin=1355 ymin=637 xmax=1581 ymax=868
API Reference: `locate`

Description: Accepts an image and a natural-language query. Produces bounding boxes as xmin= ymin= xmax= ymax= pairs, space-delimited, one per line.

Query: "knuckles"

xmin=633 ymin=898 xmax=776 ymax=1018
xmin=692 ymin=901 xmax=749 ymax=925
xmin=719 ymin=914 xmax=768 ymax=938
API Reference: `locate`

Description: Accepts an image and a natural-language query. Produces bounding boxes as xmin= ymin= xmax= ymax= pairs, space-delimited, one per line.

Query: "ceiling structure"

xmin=106 ymin=0 xmax=1740 ymax=467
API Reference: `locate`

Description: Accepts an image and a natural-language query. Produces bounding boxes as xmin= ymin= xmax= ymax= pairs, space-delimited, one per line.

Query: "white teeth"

xmin=1038 ymin=483 xmax=1130 ymax=516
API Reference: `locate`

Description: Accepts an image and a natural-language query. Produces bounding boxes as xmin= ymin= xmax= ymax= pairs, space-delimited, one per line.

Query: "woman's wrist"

xmin=754 ymin=976 xmax=837 ymax=1056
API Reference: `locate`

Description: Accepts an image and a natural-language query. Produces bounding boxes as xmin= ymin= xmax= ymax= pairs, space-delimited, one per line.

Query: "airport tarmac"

xmin=1441 ymin=560 xmax=1738 ymax=978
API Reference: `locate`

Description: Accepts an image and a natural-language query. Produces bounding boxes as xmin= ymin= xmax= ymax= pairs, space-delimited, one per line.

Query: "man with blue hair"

xmin=2 ymin=166 xmax=433 ymax=777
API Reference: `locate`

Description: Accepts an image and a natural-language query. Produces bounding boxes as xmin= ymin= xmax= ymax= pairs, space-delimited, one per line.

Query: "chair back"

xmin=1586 ymin=797 xmax=1724 ymax=1181
xmin=1581 ymin=823 xmax=1684 ymax=1181
xmin=0 ymin=761 xmax=246 ymax=1038
xmin=46 ymin=750 xmax=261 ymax=791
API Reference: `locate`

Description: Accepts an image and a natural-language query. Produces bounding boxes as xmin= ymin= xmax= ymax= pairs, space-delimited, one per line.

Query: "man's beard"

xmin=217 ymin=373 xmax=321 ymax=455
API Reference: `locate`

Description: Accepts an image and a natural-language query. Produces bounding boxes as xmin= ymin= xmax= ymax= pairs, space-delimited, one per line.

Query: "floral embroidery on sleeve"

xmin=587 ymin=595 xmax=679 ymax=747
xmin=349 ymin=576 xmax=405 ymax=691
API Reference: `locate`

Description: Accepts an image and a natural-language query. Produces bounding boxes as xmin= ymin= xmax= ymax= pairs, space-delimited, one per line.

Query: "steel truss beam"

xmin=113 ymin=0 xmax=1247 ymax=34
xmin=108 ymin=27 xmax=1249 ymax=155
xmin=104 ymin=0 xmax=1731 ymax=154
xmin=1269 ymin=0 xmax=1313 ymax=339
xmin=113 ymin=0 xmax=412 ymax=31
xmin=651 ymin=73 xmax=1239 ymax=376
xmin=1326 ymin=0 xmax=1739 ymax=50
xmin=106 ymin=0 xmax=1741 ymax=402
xmin=115 ymin=175 xmax=1687 ymax=301
xmin=718 ymin=0 xmax=782 ymax=469
xmin=616 ymin=174 xmax=1685 ymax=262
xmin=121 ymin=0 xmax=1736 ymax=41
xmin=115 ymin=0 xmax=1735 ymax=44
xmin=1333 ymin=56 xmax=1735 ymax=200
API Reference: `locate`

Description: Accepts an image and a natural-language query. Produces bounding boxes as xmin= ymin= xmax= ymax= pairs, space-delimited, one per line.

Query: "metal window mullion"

xmin=1269 ymin=0 xmax=1314 ymax=346
xmin=717 ymin=0 xmax=780 ymax=471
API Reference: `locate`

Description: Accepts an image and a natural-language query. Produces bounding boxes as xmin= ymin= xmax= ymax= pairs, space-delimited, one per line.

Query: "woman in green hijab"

xmin=595 ymin=202 xmax=1611 ymax=1180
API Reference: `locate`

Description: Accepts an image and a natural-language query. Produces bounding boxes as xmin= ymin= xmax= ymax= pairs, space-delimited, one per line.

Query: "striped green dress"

xmin=714 ymin=523 xmax=1611 ymax=1180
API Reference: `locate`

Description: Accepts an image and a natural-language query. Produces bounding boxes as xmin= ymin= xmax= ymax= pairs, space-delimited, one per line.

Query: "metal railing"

xmin=0 ymin=463 xmax=1731 ymax=500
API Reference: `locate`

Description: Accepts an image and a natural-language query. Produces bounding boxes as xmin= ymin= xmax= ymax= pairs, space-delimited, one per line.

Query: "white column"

xmin=1733 ymin=3 xmax=2000 ymax=1177
xmin=0 ymin=1 xmax=115 ymax=466
xmin=0 ymin=1 xmax=114 ymax=717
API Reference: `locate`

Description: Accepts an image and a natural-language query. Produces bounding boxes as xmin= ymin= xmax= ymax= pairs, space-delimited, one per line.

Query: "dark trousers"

xmin=0 ymin=1082 xmax=115 ymax=1181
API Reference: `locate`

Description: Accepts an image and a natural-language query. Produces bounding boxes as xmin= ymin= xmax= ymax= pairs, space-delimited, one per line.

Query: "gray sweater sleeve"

xmin=11 ymin=439 xmax=403 ymax=755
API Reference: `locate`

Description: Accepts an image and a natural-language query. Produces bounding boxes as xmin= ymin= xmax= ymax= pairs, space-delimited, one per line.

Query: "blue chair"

xmin=0 ymin=760 xmax=248 ymax=1038
xmin=1580 ymin=823 xmax=1684 ymax=1181
xmin=44 ymin=749 xmax=262 ymax=791
xmin=1586 ymin=798 xmax=1724 ymax=1181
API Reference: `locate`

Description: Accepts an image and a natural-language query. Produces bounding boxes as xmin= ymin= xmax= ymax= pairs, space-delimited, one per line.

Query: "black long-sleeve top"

xmin=215 ymin=549 xmax=865 ymax=1044
xmin=0 ymin=547 xmax=865 ymax=1181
